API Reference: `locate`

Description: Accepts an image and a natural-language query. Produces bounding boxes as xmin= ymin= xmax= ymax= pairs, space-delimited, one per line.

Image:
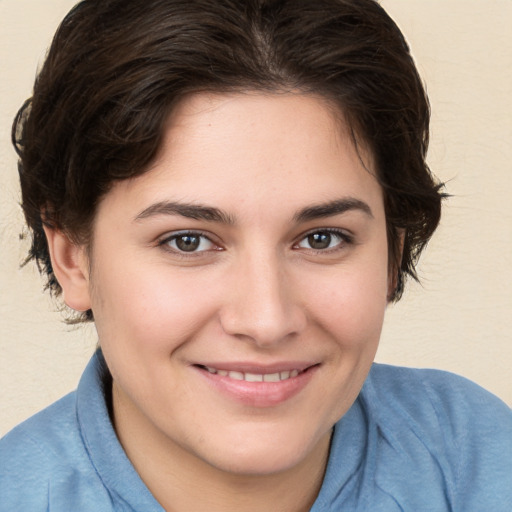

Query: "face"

xmin=83 ymin=93 xmax=390 ymax=476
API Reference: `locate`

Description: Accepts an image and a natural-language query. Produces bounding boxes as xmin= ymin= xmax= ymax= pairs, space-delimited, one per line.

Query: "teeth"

xmin=204 ymin=366 xmax=301 ymax=382
xmin=245 ymin=373 xmax=263 ymax=382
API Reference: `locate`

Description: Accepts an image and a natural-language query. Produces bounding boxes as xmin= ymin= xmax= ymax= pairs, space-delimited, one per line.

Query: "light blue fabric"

xmin=1 ymin=351 xmax=511 ymax=511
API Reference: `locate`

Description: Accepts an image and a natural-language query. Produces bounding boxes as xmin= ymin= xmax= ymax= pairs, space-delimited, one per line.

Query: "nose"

xmin=219 ymin=252 xmax=306 ymax=348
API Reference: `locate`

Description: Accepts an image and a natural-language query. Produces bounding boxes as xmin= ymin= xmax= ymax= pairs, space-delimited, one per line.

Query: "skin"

xmin=46 ymin=92 xmax=392 ymax=511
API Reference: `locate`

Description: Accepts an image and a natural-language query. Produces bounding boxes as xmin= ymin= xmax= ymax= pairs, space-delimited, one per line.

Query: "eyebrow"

xmin=134 ymin=201 xmax=235 ymax=224
xmin=293 ymin=198 xmax=374 ymax=222
xmin=134 ymin=197 xmax=373 ymax=225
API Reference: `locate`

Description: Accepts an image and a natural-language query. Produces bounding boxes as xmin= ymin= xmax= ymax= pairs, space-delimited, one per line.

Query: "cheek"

xmin=90 ymin=264 xmax=222 ymax=352
xmin=302 ymin=259 xmax=389 ymax=347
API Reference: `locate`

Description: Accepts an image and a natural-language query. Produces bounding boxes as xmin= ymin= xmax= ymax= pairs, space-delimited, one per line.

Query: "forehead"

xmin=162 ymin=92 xmax=367 ymax=167
xmin=97 ymin=92 xmax=383 ymax=222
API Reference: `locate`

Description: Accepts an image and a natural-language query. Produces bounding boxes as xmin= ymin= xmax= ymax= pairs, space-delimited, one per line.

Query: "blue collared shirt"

xmin=1 ymin=351 xmax=511 ymax=511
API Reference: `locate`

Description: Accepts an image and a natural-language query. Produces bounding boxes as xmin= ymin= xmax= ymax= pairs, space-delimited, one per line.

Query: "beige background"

xmin=1 ymin=0 xmax=511 ymax=436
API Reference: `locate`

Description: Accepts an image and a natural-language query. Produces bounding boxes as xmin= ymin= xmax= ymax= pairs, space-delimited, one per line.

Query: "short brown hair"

xmin=13 ymin=0 xmax=445 ymax=321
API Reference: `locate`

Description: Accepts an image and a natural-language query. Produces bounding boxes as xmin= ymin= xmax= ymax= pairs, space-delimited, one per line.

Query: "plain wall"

xmin=1 ymin=0 xmax=511 ymax=436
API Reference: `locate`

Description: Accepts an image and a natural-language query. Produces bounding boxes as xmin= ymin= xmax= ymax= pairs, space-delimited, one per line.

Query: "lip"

xmin=192 ymin=362 xmax=319 ymax=408
xmin=195 ymin=361 xmax=315 ymax=374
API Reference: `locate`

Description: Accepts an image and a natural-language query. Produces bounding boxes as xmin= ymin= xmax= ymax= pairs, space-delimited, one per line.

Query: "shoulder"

xmin=367 ymin=363 xmax=512 ymax=432
xmin=0 ymin=383 xmax=114 ymax=512
xmin=364 ymin=364 xmax=512 ymax=510
xmin=0 ymin=392 xmax=80 ymax=510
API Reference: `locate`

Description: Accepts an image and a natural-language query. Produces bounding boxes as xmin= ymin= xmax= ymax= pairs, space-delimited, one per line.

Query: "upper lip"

xmin=193 ymin=361 xmax=318 ymax=374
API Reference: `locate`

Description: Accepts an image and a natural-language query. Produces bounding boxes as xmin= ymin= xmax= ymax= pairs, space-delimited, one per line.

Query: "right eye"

xmin=159 ymin=232 xmax=216 ymax=253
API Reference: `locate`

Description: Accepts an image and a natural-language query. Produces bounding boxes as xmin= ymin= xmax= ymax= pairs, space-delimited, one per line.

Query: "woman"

xmin=1 ymin=0 xmax=511 ymax=510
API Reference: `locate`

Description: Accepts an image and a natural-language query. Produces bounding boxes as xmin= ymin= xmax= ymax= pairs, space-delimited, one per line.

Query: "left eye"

xmin=297 ymin=231 xmax=345 ymax=250
xmin=163 ymin=233 xmax=215 ymax=253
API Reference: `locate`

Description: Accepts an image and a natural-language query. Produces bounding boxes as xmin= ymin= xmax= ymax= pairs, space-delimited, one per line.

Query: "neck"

xmin=112 ymin=383 xmax=331 ymax=512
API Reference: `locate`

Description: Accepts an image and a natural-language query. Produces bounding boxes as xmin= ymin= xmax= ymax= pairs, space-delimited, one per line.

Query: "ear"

xmin=43 ymin=226 xmax=92 ymax=312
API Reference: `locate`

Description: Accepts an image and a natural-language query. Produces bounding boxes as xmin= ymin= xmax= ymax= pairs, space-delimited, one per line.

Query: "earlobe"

xmin=43 ymin=226 xmax=92 ymax=312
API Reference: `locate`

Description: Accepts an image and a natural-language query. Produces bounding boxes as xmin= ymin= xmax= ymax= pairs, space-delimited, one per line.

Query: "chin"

xmin=209 ymin=450 xmax=305 ymax=477
xmin=197 ymin=423 xmax=330 ymax=477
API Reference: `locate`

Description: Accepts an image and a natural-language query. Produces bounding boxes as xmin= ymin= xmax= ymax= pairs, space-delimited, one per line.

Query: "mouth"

xmin=193 ymin=363 xmax=319 ymax=407
xmin=197 ymin=365 xmax=306 ymax=383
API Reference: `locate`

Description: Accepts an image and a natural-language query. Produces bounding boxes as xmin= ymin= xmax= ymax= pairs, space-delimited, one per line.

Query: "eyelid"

xmin=156 ymin=227 xmax=353 ymax=255
xmin=157 ymin=230 xmax=222 ymax=254
xmin=294 ymin=227 xmax=354 ymax=251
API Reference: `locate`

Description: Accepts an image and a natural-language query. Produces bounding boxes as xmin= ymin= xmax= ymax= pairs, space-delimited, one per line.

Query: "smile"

xmin=194 ymin=363 xmax=318 ymax=407
xmin=203 ymin=366 xmax=301 ymax=382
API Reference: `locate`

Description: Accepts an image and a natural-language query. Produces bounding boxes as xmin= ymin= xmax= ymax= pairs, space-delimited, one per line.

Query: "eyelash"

xmin=294 ymin=228 xmax=353 ymax=253
xmin=158 ymin=231 xmax=220 ymax=256
xmin=158 ymin=228 xmax=353 ymax=256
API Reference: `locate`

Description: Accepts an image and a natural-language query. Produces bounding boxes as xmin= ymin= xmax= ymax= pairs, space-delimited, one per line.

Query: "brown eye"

xmin=307 ymin=232 xmax=332 ymax=250
xmin=175 ymin=235 xmax=201 ymax=252
xmin=162 ymin=232 xmax=215 ymax=253
xmin=297 ymin=230 xmax=348 ymax=251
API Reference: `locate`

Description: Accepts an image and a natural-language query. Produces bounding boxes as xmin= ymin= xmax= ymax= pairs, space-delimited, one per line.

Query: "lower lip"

xmin=194 ymin=366 xmax=318 ymax=408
